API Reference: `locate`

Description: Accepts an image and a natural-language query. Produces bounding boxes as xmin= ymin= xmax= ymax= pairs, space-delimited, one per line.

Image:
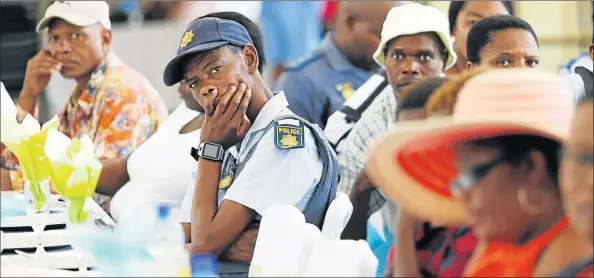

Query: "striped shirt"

xmin=336 ymin=87 xmax=397 ymax=215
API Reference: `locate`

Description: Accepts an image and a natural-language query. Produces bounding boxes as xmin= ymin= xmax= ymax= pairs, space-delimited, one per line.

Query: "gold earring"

xmin=517 ymin=187 xmax=544 ymax=215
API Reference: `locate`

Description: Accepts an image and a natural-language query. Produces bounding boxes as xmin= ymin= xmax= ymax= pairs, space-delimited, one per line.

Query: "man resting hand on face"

xmin=164 ymin=17 xmax=336 ymax=262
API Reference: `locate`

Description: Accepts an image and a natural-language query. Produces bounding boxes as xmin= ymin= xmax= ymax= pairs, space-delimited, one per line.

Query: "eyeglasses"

xmin=450 ymin=154 xmax=507 ymax=195
xmin=559 ymin=148 xmax=594 ymax=165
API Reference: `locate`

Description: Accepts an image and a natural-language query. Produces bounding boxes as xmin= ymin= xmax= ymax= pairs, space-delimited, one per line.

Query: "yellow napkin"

xmin=45 ymin=130 xmax=102 ymax=223
xmin=1 ymin=114 xmax=59 ymax=210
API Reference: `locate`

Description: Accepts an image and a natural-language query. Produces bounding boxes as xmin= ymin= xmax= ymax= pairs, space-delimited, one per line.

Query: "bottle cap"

xmin=157 ymin=203 xmax=171 ymax=220
xmin=190 ymin=253 xmax=218 ymax=275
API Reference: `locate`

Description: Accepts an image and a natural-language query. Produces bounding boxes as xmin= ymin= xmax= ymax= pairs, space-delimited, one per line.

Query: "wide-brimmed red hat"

xmin=366 ymin=69 xmax=575 ymax=226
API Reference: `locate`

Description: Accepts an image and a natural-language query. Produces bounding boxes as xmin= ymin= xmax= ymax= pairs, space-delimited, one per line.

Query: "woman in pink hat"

xmin=556 ymin=91 xmax=594 ymax=277
xmin=385 ymin=68 xmax=485 ymax=277
xmin=368 ymin=69 xmax=591 ymax=277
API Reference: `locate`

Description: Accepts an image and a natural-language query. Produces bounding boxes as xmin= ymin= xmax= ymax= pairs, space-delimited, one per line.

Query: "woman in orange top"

xmin=557 ymin=91 xmax=594 ymax=277
xmin=366 ymin=69 xmax=591 ymax=277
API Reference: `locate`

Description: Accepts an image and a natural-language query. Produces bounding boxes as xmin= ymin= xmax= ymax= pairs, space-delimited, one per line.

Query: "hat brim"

xmin=365 ymin=115 xmax=565 ymax=227
xmin=36 ymin=14 xmax=98 ymax=33
xmin=163 ymin=41 xmax=230 ymax=86
xmin=373 ymin=32 xmax=457 ymax=70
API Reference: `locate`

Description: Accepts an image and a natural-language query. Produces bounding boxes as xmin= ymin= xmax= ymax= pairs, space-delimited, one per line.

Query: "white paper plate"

xmin=1 ymin=247 xmax=89 ymax=270
xmin=1 ymin=265 xmax=82 ymax=277
xmin=2 ymin=229 xmax=73 ymax=249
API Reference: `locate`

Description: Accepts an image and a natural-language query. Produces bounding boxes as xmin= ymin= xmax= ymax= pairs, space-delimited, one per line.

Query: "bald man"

xmin=273 ymin=1 xmax=399 ymax=128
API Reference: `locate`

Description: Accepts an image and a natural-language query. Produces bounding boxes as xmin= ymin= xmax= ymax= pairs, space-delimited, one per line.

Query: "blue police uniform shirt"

xmin=273 ymin=33 xmax=372 ymax=129
xmin=260 ymin=1 xmax=323 ymax=65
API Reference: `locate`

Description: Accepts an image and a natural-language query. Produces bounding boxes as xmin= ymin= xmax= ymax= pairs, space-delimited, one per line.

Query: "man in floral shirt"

xmin=0 ymin=1 xmax=167 ymax=208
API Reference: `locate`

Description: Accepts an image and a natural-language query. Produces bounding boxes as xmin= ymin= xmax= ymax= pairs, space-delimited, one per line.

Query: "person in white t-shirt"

xmin=98 ymin=12 xmax=267 ymax=221
xmin=1 ymin=82 xmax=16 ymax=117
xmin=106 ymin=81 xmax=204 ymax=221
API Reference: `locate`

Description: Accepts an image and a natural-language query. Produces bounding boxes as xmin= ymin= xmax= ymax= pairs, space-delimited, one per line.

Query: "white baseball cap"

xmin=36 ymin=1 xmax=111 ymax=33
xmin=373 ymin=3 xmax=456 ymax=70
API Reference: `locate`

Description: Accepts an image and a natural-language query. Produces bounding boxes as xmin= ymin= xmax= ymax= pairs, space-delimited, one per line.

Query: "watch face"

xmin=203 ymin=143 xmax=221 ymax=158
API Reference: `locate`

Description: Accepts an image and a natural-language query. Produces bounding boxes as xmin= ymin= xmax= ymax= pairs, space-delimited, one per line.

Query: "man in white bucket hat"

xmin=340 ymin=3 xmax=456 ymax=241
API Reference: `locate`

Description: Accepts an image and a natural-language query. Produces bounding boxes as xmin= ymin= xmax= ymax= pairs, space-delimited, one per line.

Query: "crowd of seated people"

xmin=0 ymin=1 xmax=592 ymax=277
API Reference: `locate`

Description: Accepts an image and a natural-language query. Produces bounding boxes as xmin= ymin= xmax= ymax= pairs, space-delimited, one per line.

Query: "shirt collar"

xmin=246 ymin=91 xmax=288 ymax=136
xmin=320 ymin=33 xmax=360 ymax=72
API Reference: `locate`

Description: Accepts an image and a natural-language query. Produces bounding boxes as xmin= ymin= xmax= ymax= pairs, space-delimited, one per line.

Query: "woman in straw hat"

xmin=556 ymin=90 xmax=594 ymax=277
xmin=385 ymin=68 xmax=485 ymax=277
xmin=368 ymin=69 xmax=591 ymax=277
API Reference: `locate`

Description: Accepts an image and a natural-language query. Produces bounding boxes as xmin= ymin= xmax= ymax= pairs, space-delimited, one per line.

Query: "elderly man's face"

xmin=47 ymin=19 xmax=110 ymax=79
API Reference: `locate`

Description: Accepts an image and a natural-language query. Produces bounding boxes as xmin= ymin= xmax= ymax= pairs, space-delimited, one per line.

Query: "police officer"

xmin=163 ymin=17 xmax=336 ymax=261
xmin=273 ymin=1 xmax=398 ymax=129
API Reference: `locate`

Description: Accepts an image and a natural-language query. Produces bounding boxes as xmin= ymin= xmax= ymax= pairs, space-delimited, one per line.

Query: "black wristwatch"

xmin=190 ymin=142 xmax=224 ymax=162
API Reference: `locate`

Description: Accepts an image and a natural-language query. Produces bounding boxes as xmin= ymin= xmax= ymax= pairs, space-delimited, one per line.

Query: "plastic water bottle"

xmin=148 ymin=203 xmax=190 ymax=277
xmin=190 ymin=254 xmax=219 ymax=277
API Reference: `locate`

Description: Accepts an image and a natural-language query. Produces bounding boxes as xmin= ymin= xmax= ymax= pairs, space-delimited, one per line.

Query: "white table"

xmin=1 ymin=192 xmax=114 ymax=277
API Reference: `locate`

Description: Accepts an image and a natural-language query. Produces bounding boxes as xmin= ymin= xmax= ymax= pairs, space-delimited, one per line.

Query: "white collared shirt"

xmin=1 ymin=82 xmax=16 ymax=117
xmin=179 ymin=92 xmax=323 ymax=223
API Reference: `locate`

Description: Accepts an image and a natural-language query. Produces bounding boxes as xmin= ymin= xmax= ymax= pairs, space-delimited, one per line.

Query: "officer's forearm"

xmin=221 ymin=223 xmax=259 ymax=262
xmin=190 ymin=159 xmax=222 ymax=252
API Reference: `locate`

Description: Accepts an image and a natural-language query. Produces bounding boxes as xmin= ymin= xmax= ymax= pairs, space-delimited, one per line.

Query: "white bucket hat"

xmin=373 ymin=3 xmax=456 ymax=70
xmin=36 ymin=1 xmax=111 ymax=33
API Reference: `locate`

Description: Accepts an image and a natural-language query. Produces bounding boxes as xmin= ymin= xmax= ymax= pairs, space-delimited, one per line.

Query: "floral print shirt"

xmin=1 ymin=52 xmax=168 ymax=202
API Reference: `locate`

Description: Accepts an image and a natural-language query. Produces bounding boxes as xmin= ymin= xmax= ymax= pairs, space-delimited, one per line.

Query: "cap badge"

xmin=180 ymin=30 xmax=194 ymax=49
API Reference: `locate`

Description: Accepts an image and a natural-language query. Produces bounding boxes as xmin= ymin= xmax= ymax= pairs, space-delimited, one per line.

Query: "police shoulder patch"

xmin=274 ymin=120 xmax=305 ymax=150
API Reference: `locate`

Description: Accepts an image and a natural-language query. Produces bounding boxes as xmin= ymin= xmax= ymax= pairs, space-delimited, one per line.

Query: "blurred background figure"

xmin=1 ymin=1 xmax=590 ymax=125
xmin=558 ymin=3 xmax=594 ymax=103
xmin=446 ymin=1 xmax=514 ymax=76
xmin=260 ymin=1 xmax=324 ymax=83
xmin=322 ymin=1 xmax=340 ymax=36
xmin=165 ymin=1 xmax=262 ymax=25
xmin=273 ymin=1 xmax=396 ymax=128
xmin=558 ymin=89 xmax=594 ymax=277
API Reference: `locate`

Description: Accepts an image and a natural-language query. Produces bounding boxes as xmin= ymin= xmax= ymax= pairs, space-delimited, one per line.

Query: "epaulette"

xmin=284 ymin=49 xmax=323 ymax=72
xmin=274 ymin=118 xmax=305 ymax=150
